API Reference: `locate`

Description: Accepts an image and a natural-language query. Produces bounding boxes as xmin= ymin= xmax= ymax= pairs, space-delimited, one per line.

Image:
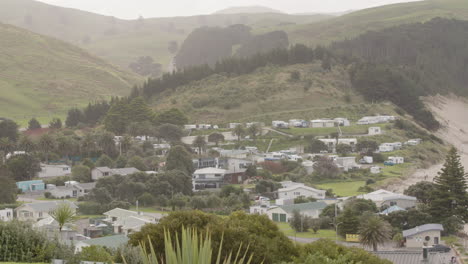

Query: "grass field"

xmin=281 ymin=124 xmax=387 ymax=136
xmin=276 ymin=222 xmax=339 ymax=239
xmin=315 ymin=181 xmax=366 ymax=197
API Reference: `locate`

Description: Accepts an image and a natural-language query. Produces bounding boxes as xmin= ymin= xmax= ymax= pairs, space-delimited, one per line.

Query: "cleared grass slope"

xmin=288 ymin=0 xmax=468 ymax=47
xmin=0 ymin=23 xmax=140 ymax=122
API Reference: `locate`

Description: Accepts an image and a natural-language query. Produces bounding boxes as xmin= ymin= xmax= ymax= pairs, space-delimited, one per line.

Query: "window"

xmin=294 ymin=192 xmax=301 ymax=196
xmin=272 ymin=213 xmax=279 ymax=222
xmin=215 ymin=174 xmax=222 ymax=177
xmin=63 ymin=168 xmax=68 ymax=171
xmin=104 ymin=172 xmax=109 ymax=176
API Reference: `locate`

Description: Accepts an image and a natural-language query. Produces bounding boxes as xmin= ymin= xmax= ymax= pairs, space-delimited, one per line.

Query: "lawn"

xmin=276 ymin=222 xmax=339 ymax=239
xmin=280 ymin=124 xmax=387 ymax=136
xmin=315 ymin=181 xmax=366 ymax=197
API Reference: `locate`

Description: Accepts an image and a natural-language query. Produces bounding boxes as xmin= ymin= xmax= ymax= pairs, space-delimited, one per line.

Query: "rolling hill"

xmin=215 ymin=6 xmax=283 ymax=14
xmin=0 ymin=23 xmax=140 ymax=122
xmin=0 ymin=0 xmax=331 ymax=72
xmin=288 ymin=0 xmax=468 ymax=46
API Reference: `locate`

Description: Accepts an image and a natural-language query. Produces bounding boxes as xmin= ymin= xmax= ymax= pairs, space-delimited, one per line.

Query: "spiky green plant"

xmin=130 ymin=228 xmax=255 ymax=264
xmin=50 ymin=203 xmax=75 ymax=232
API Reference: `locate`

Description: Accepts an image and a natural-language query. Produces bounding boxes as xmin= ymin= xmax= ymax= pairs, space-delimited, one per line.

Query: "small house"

xmin=267 ymin=202 xmax=328 ymax=222
xmin=334 ymin=118 xmax=350 ymax=127
xmin=379 ymin=144 xmax=394 ymax=152
xmin=289 ymin=119 xmax=307 ymax=128
xmin=406 ymin=139 xmax=422 ymax=146
xmin=37 ymin=164 xmax=71 ymax=178
xmin=272 ymin=121 xmax=289 ymax=129
xmin=277 ymin=185 xmax=326 ymax=200
xmin=103 ymin=208 xmax=162 ymax=235
xmin=370 ymin=166 xmax=381 ymax=174
xmin=17 ymin=180 xmax=45 ymax=192
xmin=388 ymin=156 xmax=405 ymax=164
xmin=360 ymin=156 xmax=373 ymax=164
xmin=15 ymin=201 xmax=78 ymax=222
xmin=368 ymin=127 xmax=382 ymax=135
xmin=403 ymin=224 xmax=444 ymax=248
xmin=334 ymin=157 xmax=359 ymax=172
xmin=0 ymin=208 xmax=13 ymax=221
xmin=184 ymin=124 xmax=197 ymax=130
xmin=356 ymin=189 xmax=417 ymax=209
xmin=91 ymin=167 xmax=113 ymax=181
xmin=310 ymin=119 xmax=335 ymax=128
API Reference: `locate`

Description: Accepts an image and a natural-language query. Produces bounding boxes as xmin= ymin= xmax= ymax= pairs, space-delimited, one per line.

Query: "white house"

xmin=249 ymin=204 xmax=270 ymax=215
xmin=48 ymin=182 xmax=96 ymax=199
xmin=356 ymin=189 xmax=417 ymax=209
xmin=37 ymin=164 xmax=71 ymax=178
xmin=357 ymin=115 xmax=396 ymax=125
xmin=103 ymin=208 xmax=162 ymax=235
xmin=278 ymin=185 xmax=326 ymax=200
xmin=91 ymin=167 xmax=140 ymax=181
xmin=192 ymin=167 xmax=227 ymax=190
xmin=229 ymin=123 xmax=242 ymax=129
xmin=310 ymin=119 xmax=335 ymax=128
xmin=403 ymin=224 xmax=444 ymax=248
xmin=334 ymin=118 xmax=350 ymax=127
xmin=15 ymin=201 xmax=78 ymax=222
xmin=379 ymin=143 xmax=395 ymax=152
xmin=388 ymin=156 xmax=405 ymax=164
xmin=184 ymin=124 xmax=197 ymax=130
xmin=319 ymin=138 xmax=357 ymax=151
xmin=360 ymin=156 xmax=373 ymax=164
xmin=267 ymin=202 xmax=328 ymax=222
xmin=264 ymin=152 xmax=286 ymax=161
xmin=0 ymin=208 xmax=13 ymax=222
xmin=289 ymin=119 xmax=307 ymax=128
xmin=368 ymin=127 xmax=382 ymax=135
xmin=272 ymin=121 xmax=289 ymax=128
xmin=370 ymin=166 xmax=382 ymax=174
xmin=334 ymin=157 xmax=359 ymax=171
xmin=280 ymin=181 xmax=305 ymax=189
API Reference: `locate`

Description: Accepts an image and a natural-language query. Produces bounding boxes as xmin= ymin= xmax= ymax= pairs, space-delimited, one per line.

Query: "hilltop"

xmin=215 ymin=6 xmax=283 ymax=14
xmin=0 ymin=23 xmax=140 ymax=122
xmin=288 ymin=0 xmax=468 ymax=46
xmin=0 ymin=0 xmax=331 ymax=72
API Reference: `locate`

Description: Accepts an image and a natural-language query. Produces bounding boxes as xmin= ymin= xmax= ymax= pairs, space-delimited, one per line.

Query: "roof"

xmin=277 ymin=202 xmax=328 ymax=214
xmin=80 ymin=235 xmax=129 ymax=249
xmin=194 ymin=167 xmax=227 ymax=174
xmin=357 ymin=189 xmax=417 ymax=202
xmin=76 ymin=182 xmax=96 ymax=190
xmin=116 ymin=215 xmax=154 ymax=230
xmin=18 ymin=200 xmax=78 ymax=212
xmin=373 ymin=251 xmax=444 ymax=264
xmin=112 ymin=167 xmax=140 ymax=175
xmin=104 ymin=208 xmax=139 ymax=218
xmin=41 ymin=163 xmax=70 ymax=168
xmin=403 ymin=224 xmax=444 ymax=237
xmin=94 ymin=167 xmax=112 ymax=173
xmin=278 ymin=185 xmax=325 ymax=194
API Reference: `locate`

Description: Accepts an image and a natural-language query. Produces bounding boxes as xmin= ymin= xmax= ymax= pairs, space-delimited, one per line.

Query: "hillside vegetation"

xmin=0 ymin=23 xmax=139 ymax=122
xmin=288 ymin=0 xmax=468 ymax=47
xmin=0 ymin=0 xmax=331 ymax=71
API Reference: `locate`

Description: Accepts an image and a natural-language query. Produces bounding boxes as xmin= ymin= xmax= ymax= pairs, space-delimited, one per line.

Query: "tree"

xmin=6 ymin=154 xmax=41 ymax=181
xmin=0 ymin=120 xmax=19 ymax=142
xmin=313 ymin=156 xmax=340 ymax=179
xmin=157 ymin=124 xmax=183 ymax=143
xmin=290 ymin=210 xmax=309 ymax=232
xmin=404 ymin=181 xmax=436 ymax=205
xmin=208 ymin=133 xmax=224 ymax=146
xmin=127 ymin=156 xmax=148 ymax=171
xmin=96 ymin=154 xmax=115 ymax=168
xmin=81 ymin=133 xmax=97 ymax=157
xmin=0 ymin=166 xmax=17 ymax=203
xmin=305 ymin=139 xmax=328 ymax=153
xmin=28 ymin=118 xmax=41 ymax=130
xmin=359 ymin=215 xmax=392 ymax=251
xmin=232 ymin=125 xmax=245 ymax=142
xmin=166 ymin=145 xmax=194 ymax=176
xmin=356 ymin=140 xmax=378 ymax=154
xmin=49 ymin=118 xmax=62 ymax=129
xmin=17 ymin=135 xmax=35 ymax=152
xmin=336 ymin=144 xmax=352 ymax=156
xmin=56 ymin=136 xmax=74 ymax=159
xmin=65 ymin=108 xmax=84 ymax=127
xmin=155 ymin=108 xmax=188 ymax=126
xmin=98 ymin=132 xmax=117 ymax=157
xmin=247 ymin=124 xmax=260 ymax=142
xmin=38 ymin=133 xmax=55 ymax=163
xmin=78 ymin=245 xmax=113 ymax=263
xmin=0 ymin=137 xmax=14 ymax=161
xmin=50 ymin=203 xmax=75 ymax=232
xmin=193 ymin=136 xmax=206 ymax=155
xmin=129 ymin=56 xmax=162 ymax=78
xmin=430 ymin=147 xmax=468 ymax=221
xmin=72 ymin=165 xmax=91 ymax=183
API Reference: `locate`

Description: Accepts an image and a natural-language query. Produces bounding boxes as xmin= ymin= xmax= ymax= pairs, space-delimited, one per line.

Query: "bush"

xmin=44 ymin=192 xmax=52 ymax=199
xmin=78 ymin=202 xmax=106 ymax=215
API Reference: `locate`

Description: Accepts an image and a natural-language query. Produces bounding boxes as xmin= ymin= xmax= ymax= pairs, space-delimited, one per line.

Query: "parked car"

xmin=428 ymin=244 xmax=451 ymax=253
xmin=384 ymin=161 xmax=395 ymax=166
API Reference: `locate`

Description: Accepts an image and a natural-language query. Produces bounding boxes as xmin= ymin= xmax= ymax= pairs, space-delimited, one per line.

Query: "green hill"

xmin=0 ymin=23 xmax=140 ymax=123
xmin=0 ymin=0 xmax=331 ymax=72
xmin=148 ymin=62 xmax=397 ymax=124
xmin=288 ymin=0 xmax=468 ymax=46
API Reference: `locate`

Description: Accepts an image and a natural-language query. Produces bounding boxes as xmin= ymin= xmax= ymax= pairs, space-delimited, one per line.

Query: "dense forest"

xmin=175 ymin=24 xmax=289 ymax=69
xmin=333 ymin=18 xmax=468 ymax=96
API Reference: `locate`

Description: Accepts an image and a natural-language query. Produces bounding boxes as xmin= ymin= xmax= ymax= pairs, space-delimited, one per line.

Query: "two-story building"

xmin=403 ymin=224 xmax=444 ymax=248
xmin=192 ymin=167 xmax=227 ymax=190
xmin=277 ymin=185 xmax=326 ymax=200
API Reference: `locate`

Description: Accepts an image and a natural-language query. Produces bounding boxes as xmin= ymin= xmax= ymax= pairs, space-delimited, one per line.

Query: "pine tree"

xmin=430 ymin=147 xmax=468 ymax=221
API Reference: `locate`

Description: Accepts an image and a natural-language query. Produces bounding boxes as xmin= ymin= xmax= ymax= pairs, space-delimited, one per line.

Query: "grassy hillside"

xmin=0 ymin=23 xmax=140 ymax=123
xmin=0 ymin=0 xmax=331 ymax=70
xmin=149 ymin=62 xmax=398 ymax=124
xmin=288 ymin=0 xmax=468 ymax=46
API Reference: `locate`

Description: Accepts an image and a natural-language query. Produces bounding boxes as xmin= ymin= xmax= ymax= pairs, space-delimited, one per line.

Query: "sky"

xmin=36 ymin=0 xmax=422 ymax=19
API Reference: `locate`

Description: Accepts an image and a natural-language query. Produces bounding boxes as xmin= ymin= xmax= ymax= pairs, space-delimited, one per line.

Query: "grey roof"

xmin=81 ymin=235 xmax=129 ymax=249
xmin=279 ymin=202 xmax=328 ymax=214
xmin=95 ymin=167 xmax=112 ymax=172
xmin=76 ymin=182 xmax=96 ymax=190
xmin=403 ymin=224 xmax=444 ymax=237
xmin=19 ymin=200 xmax=78 ymax=212
xmin=373 ymin=251 xmax=445 ymax=264
xmin=112 ymin=167 xmax=140 ymax=175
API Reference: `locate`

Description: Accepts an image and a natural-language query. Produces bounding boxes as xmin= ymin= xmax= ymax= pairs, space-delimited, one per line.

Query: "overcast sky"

xmin=36 ymin=0 xmax=422 ymax=19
